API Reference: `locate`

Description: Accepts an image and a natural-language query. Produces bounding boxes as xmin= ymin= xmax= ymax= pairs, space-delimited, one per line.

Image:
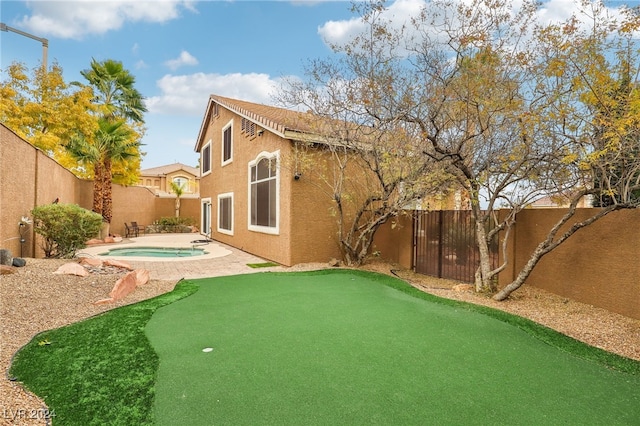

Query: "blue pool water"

xmin=99 ymin=247 xmax=208 ymax=258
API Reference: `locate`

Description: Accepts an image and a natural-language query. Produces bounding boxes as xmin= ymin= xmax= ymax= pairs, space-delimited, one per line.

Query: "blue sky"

xmin=1 ymin=0 xmax=637 ymax=169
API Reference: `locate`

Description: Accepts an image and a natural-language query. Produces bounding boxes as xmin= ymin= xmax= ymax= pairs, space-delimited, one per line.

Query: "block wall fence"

xmin=2 ymin=124 xmax=638 ymax=319
xmin=1 ymin=125 xmax=199 ymax=258
xmin=373 ymin=210 xmax=640 ymax=320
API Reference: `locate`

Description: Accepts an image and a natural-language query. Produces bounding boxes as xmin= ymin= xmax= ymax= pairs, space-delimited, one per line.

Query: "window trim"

xmin=221 ymin=121 xmax=233 ymax=166
xmin=247 ymin=150 xmax=280 ymax=235
xmin=201 ymin=141 xmax=212 ymax=176
xmin=217 ymin=192 xmax=234 ymax=235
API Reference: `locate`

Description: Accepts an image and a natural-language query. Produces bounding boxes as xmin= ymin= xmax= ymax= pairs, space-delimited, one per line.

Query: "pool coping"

xmin=77 ymin=234 xmax=233 ymax=262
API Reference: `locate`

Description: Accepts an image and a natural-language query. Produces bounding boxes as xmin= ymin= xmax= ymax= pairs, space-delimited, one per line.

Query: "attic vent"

xmin=241 ymin=117 xmax=256 ymax=138
xmin=210 ymin=103 xmax=219 ymax=124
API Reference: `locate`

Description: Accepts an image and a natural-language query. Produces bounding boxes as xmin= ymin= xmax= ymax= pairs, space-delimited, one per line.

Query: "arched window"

xmin=248 ymin=151 xmax=279 ymax=234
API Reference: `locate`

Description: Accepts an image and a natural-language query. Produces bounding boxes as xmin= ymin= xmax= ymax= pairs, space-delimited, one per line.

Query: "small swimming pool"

xmin=99 ymin=247 xmax=209 ymax=258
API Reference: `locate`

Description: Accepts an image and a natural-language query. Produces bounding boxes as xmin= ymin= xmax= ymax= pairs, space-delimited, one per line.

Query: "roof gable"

xmin=194 ymin=95 xmax=350 ymax=152
xmin=140 ymin=162 xmax=200 ymax=177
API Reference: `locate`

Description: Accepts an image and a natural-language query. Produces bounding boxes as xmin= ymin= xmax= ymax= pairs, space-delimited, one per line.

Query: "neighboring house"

xmin=194 ymin=95 xmax=466 ymax=267
xmin=528 ymin=192 xmax=592 ymax=208
xmin=137 ymin=162 xmax=200 ymax=197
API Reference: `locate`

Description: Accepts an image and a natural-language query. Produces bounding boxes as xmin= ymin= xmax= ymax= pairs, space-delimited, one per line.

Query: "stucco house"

xmin=138 ymin=162 xmax=200 ymax=196
xmin=194 ymin=95 xmax=468 ymax=267
xmin=194 ymin=95 xmax=349 ymax=266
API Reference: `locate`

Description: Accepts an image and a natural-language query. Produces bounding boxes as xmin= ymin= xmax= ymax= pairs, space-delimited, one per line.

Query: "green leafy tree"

xmin=31 ymin=203 xmax=103 ymax=258
xmin=0 ymin=61 xmax=97 ymax=174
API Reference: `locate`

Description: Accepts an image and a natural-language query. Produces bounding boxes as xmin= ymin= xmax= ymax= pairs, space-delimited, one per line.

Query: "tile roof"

xmin=140 ymin=162 xmax=200 ymax=176
xmin=195 ymin=94 xmax=355 ymax=151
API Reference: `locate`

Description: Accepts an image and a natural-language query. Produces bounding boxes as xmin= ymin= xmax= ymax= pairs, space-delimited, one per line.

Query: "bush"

xmin=32 ymin=203 xmax=103 ymax=258
xmin=151 ymin=216 xmax=196 ymax=233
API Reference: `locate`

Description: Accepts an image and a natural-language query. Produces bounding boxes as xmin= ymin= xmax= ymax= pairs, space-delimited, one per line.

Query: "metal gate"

xmin=414 ymin=210 xmax=497 ymax=283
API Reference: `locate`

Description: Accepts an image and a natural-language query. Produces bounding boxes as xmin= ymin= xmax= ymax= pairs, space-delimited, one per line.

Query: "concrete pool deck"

xmin=78 ymin=234 xmax=286 ymax=281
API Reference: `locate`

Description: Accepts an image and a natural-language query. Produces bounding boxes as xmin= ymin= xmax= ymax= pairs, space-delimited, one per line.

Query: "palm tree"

xmin=169 ymin=181 xmax=186 ymax=217
xmin=67 ymin=118 xmax=138 ymax=227
xmin=77 ymin=58 xmax=147 ymax=224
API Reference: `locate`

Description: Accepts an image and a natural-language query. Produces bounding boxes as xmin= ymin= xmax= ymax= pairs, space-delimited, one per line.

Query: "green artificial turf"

xmin=246 ymin=262 xmax=279 ymax=268
xmin=9 ymin=270 xmax=640 ymax=425
xmin=147 ymin=270 xmax=640 ymax=425
xmin=9 ymin=281 xmax=199 ymax=426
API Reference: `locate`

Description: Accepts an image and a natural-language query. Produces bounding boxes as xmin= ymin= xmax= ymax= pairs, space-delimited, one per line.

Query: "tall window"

xmin=248 ymin=152 xmax=279 ymax=234
xmin=217 ymin=193 xmax=233 ymax=235
xmin=202 ymin=142 xmax=211 ymax=175
xmin=222 ymin=122 xmax=232 ymax=165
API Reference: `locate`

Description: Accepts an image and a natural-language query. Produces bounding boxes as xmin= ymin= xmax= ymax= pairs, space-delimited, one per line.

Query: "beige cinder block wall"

xmin=500 ymin=208 xmax=640 ymax=320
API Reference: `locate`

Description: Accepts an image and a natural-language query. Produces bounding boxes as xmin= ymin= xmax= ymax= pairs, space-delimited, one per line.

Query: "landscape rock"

xmin=0 ymin=249 xmax=12 ymax=266
xmin=453 ymin=284 xmax=474 ymax=292
xmin=1 ymin=265 xmax=17 ymax=275
xmin=85 ymin=239 xmax=104 ymax=245
xmin=103 ymin=259 xmax=133 ymax=270
xmin=108 ymin=271 xmax=138 ymax=301
xmin=135 ymin=269 xmax=150 ymax=286
xmin=93 ymin=297 xmax=115 ymax=305
xmin=12 ymin=257 xmax=26 ymax=267
xmin=78 ymin=257 xmax=103 ymax=267
xmin=328 ymin=258 xmax=341 ymax=267
xmin=53 ymin=262 xmax=89 ymax=277
xmin=104 ymin=236 xmax=116 ymax=244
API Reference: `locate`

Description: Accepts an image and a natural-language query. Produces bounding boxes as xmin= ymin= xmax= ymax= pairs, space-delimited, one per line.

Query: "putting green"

xmin=146 ymin=270 xmax=640 ymax=425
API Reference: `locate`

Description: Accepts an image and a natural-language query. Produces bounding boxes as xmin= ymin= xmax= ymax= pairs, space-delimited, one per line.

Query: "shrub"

xmin=152 ymin=216 xmax=195 ymax=233
xmin=32 ymin=203 xmax=103 ymax=258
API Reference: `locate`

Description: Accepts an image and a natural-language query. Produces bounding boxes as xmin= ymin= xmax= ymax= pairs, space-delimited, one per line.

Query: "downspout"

xmin=32 ymin=149 xmax=39 ymax=257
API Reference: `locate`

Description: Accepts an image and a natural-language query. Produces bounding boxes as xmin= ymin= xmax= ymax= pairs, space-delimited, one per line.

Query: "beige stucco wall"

xmin=499 ymin=208 xmax=640 ymax=320
xmin=1 ymin=124 xmax=200 ymax=258
xmin=198 ymin=108 xmax=296 ymax=265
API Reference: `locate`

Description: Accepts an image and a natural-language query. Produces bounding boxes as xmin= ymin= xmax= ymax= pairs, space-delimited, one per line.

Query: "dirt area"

xmin=1 ymin=258 xmax=638 ymax=425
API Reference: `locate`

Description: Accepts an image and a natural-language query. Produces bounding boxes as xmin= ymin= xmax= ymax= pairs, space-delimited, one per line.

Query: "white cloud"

xmin=319 ymin=0 xmax=426 ymax=47
xmin=15 ymin=1 xmax=196 ymax=39
xmin=145 ymin=72 xmax=282 ymax=116
xmin=318 ymin=0 xmax=630 ymax=48
xmin=164 ymin=50 xmax=199 ymax=71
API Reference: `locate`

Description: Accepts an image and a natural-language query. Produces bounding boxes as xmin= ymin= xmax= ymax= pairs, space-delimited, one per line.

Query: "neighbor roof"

xmin=140 ymin=162 xmax=200 ymax=177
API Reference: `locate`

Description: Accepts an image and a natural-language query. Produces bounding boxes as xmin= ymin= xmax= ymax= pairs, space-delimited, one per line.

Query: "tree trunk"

xmin=102 ymin=157 xmax=113 ymax=223
xmin=474 ymin=218 xmax=495 ymax=292
xmin=92 ymin=161 xmax=104 ymax=215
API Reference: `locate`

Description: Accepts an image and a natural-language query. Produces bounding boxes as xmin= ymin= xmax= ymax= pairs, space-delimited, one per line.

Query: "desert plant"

xmin=31 ymin=203 xmax=103 ymax=258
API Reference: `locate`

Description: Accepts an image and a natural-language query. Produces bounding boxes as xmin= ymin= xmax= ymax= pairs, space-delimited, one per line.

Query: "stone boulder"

xmin=53 ymin=262 xmax=89 ymax=277
xmin=78 ymin=257 xmax=103 ymax=267
xmin=85 ymin=239 xmax=104 ymax=245
xmin=12 ymin=257 xmax=26 ymax=267
xmin=1 ymin=265 xmax=17 ymax=275
xmin=0 ymin=249 xmax=12 ymax=266
xmin=135 ymin=269 xmax=150 ymax=286
xmin=103 ymin=259 xmax=133 ymax=270
xmin=94 ymin=269 xmax=150 ymax=305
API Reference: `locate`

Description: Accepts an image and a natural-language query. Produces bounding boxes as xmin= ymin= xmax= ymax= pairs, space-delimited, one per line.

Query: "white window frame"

xmin=217 ymin=192 xmax=234 ymax=235
xmin=201 ymin=141 xmax=212 ymax=176
xmin=221 ymin=120 xmax=233 ymax=166
xmin=247 ymin=150 xmax=280 ymax=235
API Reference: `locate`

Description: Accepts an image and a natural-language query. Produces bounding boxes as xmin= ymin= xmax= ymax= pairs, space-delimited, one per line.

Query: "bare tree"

xmin=281 ymin=0 xmax=640 ymax=296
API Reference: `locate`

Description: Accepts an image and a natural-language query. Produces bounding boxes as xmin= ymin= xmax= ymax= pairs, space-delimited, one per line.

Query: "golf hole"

xmin=202 ymin=347 xmax=213 ymax=353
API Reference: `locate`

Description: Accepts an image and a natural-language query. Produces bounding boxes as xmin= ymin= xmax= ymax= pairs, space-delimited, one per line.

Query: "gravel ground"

xmin=1 ymin=258 xmax=639 ymax=425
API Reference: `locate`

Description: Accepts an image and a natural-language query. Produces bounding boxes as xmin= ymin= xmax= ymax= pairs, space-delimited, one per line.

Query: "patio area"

xmin=77 ymin=234 xmax=287 ymax=281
